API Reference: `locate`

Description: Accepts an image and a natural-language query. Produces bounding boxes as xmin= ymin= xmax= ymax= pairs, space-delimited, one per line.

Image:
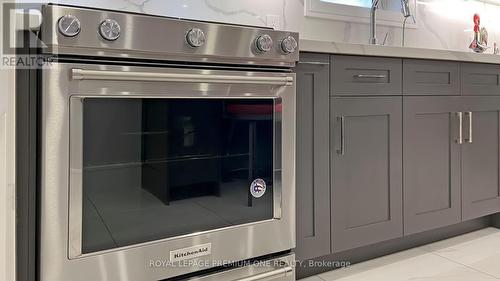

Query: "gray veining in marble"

xmin=203 ymin=0 xmax=266 ymax=25
xmin=119 ymin=0 xmax=153 ymax=14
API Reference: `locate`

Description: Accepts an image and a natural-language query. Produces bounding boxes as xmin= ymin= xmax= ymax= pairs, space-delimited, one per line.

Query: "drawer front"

xmin=462 ymin=63 xmax=500 ymax=95
xmin=331 ymin=55 xmax=402 ymax=96
xmin=403 ymin=59 xmax=460 ymax=96
xmin=192 ymin=253 xmax=295 ymax=281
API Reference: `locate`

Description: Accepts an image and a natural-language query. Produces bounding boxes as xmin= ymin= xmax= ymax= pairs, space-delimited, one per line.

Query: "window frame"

xmin=305 ymin=0 xmax=417 ymax=28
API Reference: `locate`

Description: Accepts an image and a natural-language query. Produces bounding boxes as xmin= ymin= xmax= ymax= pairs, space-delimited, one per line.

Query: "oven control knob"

xmin=99 ymin=19 xmax=121 ymax=41
xmin=58 ymin=14 xmax=81 ymax=37
xmin=255 ymin=34 xmax=273 ymax=52
xmin=186 ymin=28 xmax=205 ymax=47
xmin=281 ymin=35 xmax=298 ymax=54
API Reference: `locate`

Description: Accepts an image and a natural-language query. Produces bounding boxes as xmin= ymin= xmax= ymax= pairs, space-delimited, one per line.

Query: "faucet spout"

xmin=370 ymin=0 xmax=380 ymax=45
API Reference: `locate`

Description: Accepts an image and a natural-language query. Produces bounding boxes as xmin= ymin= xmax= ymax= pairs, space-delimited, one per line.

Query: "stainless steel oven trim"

xmin=68 ymin=94 xmax=284 ymax=259
xmin=40 ymin=62 xmax=295 ymax=281
xmin=68 ymin=98 xmax=84 ymax=259
xmin=273 ymin=98 xmax=283 ymax=220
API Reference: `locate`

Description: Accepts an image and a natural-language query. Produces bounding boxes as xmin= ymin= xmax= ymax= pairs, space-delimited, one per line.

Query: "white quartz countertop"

xmin=300 ymin=39 xmax=500 ymax=64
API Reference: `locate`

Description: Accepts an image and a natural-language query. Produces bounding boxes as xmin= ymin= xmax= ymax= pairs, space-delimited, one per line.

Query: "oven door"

xmin=40 ymin=63 xmax=295 ymax=281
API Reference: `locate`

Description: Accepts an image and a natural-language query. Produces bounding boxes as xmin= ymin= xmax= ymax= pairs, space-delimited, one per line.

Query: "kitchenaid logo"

xmin=169 ymin=243 xmax=212 ymax=263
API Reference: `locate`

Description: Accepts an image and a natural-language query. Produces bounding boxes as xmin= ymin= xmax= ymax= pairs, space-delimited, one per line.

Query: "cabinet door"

xmin=403 ymin=97 xmax=462 ymax=235
xmin=331 ymin=97 xmax=403 ymax=253
xmin=462 ymin=97 xmax=500 ymax=220
xmin=295 ymin=53 xmax=331 ymax=260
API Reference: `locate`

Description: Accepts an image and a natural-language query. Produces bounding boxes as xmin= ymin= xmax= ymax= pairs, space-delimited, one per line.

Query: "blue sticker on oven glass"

xmin=250 ymin=178 xmax=266 ymax=198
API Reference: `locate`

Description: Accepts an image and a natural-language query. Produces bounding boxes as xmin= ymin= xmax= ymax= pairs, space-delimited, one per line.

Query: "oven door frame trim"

xmin=68 ymin=95 xmax=284 ymax=259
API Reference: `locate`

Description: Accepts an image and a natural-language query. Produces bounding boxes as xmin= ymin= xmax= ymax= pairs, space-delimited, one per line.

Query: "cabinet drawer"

xmin=331 ymin=55 xmax=402 ymax=96
xmin=462 ymin=63 xmax=500 ymax=95
xmin=403 ymin=59 xmax=460 ymax=95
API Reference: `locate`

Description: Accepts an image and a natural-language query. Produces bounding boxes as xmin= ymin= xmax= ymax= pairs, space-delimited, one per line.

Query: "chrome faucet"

xmin=370 ymin=0 xmax=413 ymax=45
xmin=369 ymin=0 xmax=381 ymax=45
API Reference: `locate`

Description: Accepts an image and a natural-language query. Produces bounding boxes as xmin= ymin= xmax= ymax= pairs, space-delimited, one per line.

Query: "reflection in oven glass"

xmin=81 ymin=98 xmax=276 ymax=253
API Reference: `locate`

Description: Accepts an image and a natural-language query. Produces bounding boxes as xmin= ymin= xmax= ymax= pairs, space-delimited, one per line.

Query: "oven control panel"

xmin=46 ymin=5 xmax=299 ymax=66
xmin=56 ymin=14 xmax=296 ymax=54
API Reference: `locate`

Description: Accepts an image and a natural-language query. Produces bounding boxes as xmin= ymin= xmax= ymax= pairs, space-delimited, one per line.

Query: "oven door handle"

xmin=71 ymin=69 xmax=294 ymax=86
xmin=232 ymin=265 xmax=293 ymax=281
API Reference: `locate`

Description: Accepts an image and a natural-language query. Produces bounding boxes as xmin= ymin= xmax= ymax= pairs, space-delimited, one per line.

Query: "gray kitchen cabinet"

xmin=295 ymin=53 xmax=331 ymax=260
xmin=403 ymin=97 xmax=462 ymax=235
xmin=331 ymin=97 xmax=403 ymax=253
xmin=295 ymin=54 xmax=500 ymax=264
xmin=403 ymin=59 xmax=460 ymax=96
xmin=461 ymin=97 xmax=500 ymax=220
xmin=331 ymin=55 xmax=402 ymax=96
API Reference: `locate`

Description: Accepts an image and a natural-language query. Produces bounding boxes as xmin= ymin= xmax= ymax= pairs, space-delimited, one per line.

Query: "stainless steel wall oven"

xmin=37 ymin=4 xmax=297 ymax=281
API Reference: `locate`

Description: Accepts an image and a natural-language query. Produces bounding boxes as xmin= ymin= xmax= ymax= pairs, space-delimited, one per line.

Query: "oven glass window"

xmin=81 ymin=98 xmax=277 ymax=253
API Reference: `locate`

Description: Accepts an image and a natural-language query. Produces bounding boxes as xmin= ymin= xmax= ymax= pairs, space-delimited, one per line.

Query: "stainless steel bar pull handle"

xmin=72 ymin=69 xmax=294 ymax=86
xmin=465 ymin=112 xmax=473 ymax=144
xmin=337 ymin=116 xmax=345 ymax=155
xmin=298 ymin=61 xmax=329 ymax=66
xmin=456 ymin=112 xmax=464 ymax=144
xmin=353 ymin=74 xmax=387 ymax=79
xmin=233 ymin=265 xmax=293 ymax=281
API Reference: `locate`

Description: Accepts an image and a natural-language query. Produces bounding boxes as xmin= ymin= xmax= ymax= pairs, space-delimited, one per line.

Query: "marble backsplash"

xmin=301 ymin=0 xmax=500 ymax=54
xmin=17 ymin=0 xmax=500 ymax=54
